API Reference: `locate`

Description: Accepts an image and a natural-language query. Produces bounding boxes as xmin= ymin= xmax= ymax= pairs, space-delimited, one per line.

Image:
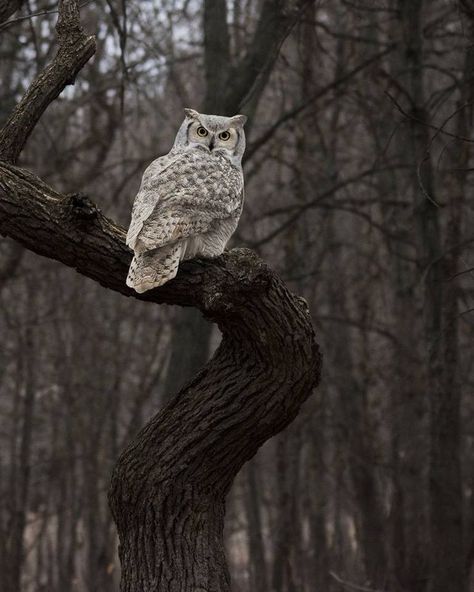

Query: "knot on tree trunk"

xmin=64 ymin=192 xmax=100 ymax=220
xmin=196 ymin=248 xmax=272 ymax=318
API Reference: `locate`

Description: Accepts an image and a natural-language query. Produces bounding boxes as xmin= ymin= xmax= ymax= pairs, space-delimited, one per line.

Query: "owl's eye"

xmin=218 ymin=131 xmax=231 ymax=141
xmin=197 ymin=126 xmax=208 ymax=137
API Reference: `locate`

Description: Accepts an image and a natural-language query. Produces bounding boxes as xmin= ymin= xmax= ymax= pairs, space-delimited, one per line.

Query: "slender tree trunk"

xmin=397 ymin=2 xmax=465 ymax=590
xmin=429 ymin=4 xmax=474 ymax=589
xmin=203 ymin=0 xmax=231 ymax=114
xmin=161 ymin=310 xmax=214 ymax=404
xmin=0 ymin=241 xmax=23 ymax=293
xmin=271 ymin=430 xmax=302 ymax=592
xmin=7 ymin=299 xmax=36 ymax=592
xmin=326 ymin=214 xmax=387 ymax=588
xmin=244 ymin=459 xmax=269 ymax=592
xmin=306 ymin=405 xmax=329 ymax=592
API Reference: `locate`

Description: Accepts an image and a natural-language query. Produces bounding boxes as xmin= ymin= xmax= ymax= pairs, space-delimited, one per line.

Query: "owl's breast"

xmin=158 ymin=150 xmax=243 ymax=203
xmin=184 ymin=150 xmax=243 ymax=187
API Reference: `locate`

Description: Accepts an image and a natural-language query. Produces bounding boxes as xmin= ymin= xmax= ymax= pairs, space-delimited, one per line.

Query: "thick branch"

xmin=0 ymin=0 xmax=96 ymax=163
xmin=0 ymin=163 xmax=257 ymax=310
xmin=0 ymin=160 xmax=321 ymax=325
xmin=0 ymin=164 xmax=278 ymax=312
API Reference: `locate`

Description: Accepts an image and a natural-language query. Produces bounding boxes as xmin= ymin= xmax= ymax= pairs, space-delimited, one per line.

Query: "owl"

xmin=126 ymin=108 xmax=247 ymax=293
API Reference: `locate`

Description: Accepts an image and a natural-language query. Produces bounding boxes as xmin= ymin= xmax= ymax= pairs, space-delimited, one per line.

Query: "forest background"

xmin=1 ymin=0 xmax=474 ymax=591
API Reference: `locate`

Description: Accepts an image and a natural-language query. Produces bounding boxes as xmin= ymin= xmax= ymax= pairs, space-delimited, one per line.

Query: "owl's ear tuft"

xmin=230 ymin=114 xmax=247 ymax=128
xmin=184 ymin=108 xmax=200 ymax=120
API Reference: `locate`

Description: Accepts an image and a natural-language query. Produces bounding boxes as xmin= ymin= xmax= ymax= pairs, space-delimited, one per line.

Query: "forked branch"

xmin=0 ymin=0 xmax=96 ymax=163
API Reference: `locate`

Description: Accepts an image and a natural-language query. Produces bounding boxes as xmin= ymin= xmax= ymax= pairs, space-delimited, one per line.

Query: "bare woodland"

xmin=0 ymin=0 xmax=473 ymax=591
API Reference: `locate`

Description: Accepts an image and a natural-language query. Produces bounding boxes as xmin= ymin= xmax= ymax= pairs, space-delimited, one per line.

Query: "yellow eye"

xmin=197 ymin=126 xmax=208 ymax=137
xmin=219 ymin=131 xmax=230 ymax=141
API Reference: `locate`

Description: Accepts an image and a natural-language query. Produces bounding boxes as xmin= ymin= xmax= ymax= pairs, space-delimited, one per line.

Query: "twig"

xmin=247 ymin=165 xmax=411 ymax=248
xmin=0 ymin=0 xmax=95 ymax=32
xmin=384 ymin=90 xmax=474 ymax=144
xmin=445 ymin=266 xmax=474 ymax=281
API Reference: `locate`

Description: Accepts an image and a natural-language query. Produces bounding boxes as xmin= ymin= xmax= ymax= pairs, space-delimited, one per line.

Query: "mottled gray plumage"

xmin=126 ymin=109 xmax=246 ymax=293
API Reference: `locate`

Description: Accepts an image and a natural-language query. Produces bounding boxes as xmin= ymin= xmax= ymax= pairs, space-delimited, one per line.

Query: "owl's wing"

xmin=134 ymin=153 xmax=244 ymax=252
xmin=126 ymin=152 xmax=182 ymax=251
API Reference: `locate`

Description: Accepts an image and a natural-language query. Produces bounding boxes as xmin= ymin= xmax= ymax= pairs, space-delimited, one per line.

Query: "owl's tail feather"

xmin=126 ymin=243 xmax=183 ymax=293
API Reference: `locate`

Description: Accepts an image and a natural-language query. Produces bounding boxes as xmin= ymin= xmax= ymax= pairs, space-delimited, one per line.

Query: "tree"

xmin=0 ymin=1 xmax=321 ymax=590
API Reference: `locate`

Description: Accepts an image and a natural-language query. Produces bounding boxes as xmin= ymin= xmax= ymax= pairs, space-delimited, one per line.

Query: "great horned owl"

xmin=126 ymin=108 xmax=247 ymax=293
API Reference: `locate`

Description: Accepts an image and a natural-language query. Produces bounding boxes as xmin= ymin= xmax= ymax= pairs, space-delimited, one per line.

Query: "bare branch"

xmin=247 ymin=165 xmax=411 ymax=248
xmin=0 ymin=0 xmax=25 ymax=25
xmin=245 ymin=45 xmax=395 ymax=161
xmin=0 ymin=162 xmax=272 ymax=313
xmin=0 ymin=0 xmax=94 ymax=32
xmin=0 ymin=0 xmax=96 ymax=163
xmin=384 ymin=90 xmax=474 ymax=144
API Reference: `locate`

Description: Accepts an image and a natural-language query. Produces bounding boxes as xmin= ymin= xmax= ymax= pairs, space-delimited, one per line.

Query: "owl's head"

xmin=174 ymin=108 xmax=247 ymax=165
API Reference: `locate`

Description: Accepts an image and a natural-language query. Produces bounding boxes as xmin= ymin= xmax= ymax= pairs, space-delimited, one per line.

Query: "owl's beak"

xmin=209 ymin=136 xmax=215 ymax=151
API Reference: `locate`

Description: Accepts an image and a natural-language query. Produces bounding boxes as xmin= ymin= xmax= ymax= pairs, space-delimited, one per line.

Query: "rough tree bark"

xmin=0 ymin=2 xmax=322 ymax=590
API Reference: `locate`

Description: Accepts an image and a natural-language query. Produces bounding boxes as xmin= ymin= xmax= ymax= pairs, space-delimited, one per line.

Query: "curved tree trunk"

xmin=106 ymin=252 xmax=320 ymax=591
xmin=108 ymin=267 xmax=320 ymax=590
